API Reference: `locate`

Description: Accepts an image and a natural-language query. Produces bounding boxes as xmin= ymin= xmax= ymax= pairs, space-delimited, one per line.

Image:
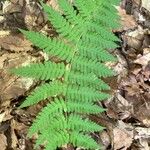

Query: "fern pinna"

xmin=12 ymin=0 xmax=120 ymax=149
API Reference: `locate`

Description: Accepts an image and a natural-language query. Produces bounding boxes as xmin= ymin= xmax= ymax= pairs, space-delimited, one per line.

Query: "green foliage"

xmin=11 ymin=61 xmax=66 ymax=80
xmin=11 ymin=0 xmax=120 ymax=149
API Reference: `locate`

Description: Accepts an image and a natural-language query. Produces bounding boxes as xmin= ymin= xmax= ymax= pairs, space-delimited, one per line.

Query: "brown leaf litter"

xmin=0 ymin=0 xmax=150 ymax=149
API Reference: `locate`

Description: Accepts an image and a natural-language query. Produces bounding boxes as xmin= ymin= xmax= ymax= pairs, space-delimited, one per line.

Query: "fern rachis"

xmin=11 ymin=0 xmax=121 ymax=149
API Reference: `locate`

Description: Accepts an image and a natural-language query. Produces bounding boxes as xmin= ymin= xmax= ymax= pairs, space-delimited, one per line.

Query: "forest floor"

xmin=0 ymin=0 xmax=150 ymax=150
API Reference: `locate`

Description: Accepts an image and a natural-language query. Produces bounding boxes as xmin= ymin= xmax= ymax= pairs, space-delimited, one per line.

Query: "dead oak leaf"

xmin=0 ymin=34 xmax=33 ymax=52
xmin=134 ymin=48 xmax=150 ymax=67
xmin=0 ymin=134 xmax=7 ymax=150
xmin=116 ymin=6 xmax=137 ymax=31
xmin=113 ymin=121 xmax=133 ymax=150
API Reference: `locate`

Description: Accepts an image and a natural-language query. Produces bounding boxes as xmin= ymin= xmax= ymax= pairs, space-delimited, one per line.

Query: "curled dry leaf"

xmin=139 ymin=139 xmax=149 ymax=150
xmin=122 ymin=70 xmax=150 ymax=127
xmin=47 ymin=0 xmax=59 ymax=10
xmin=3 ymin=2 xmax=21 ymax=14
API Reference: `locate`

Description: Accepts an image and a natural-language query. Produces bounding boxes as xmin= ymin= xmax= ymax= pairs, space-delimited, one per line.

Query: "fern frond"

xmin=28 ymin=98 xmax=67 ymax=137
xmin=28 ymin=96 xmax=106 ymax=137
xmin=72 ymin=56 xmax=115 ymax=77
xmin=79 ymin=44 xmax=117 ymax=62
xmin=20 ymin=81 xmax=64 ymax=108
xmin=35 ymin=130 xmax=69 ymax=150
xmin=11 ymin=0 xmax=121 ymax=149
xmin=67 ymin=101 xmax=106 ymax=114
xmin=70 ymin=131 xmax=100 ymax=149
xmin=66 ymin=85 xmax=110 ymax=102
xmin=11 ymin=61 xmax=65 ymax=80
xmin=73 ymin=0 xmax=93 ymax=18
xmin=95 ymin=14 xmax=121 ymax=29
xmin=109 ymin=0 xmax=120 ymax=5
xmin=42 ymin=3 xmax=80 ymax=42
xmin=94 ymin=1 xmax=121 ymax=29
xmin=68 ymin=114 xmax=104 ymax=132
xmin=100 ymin=5 xmax=119 ymax=20
xmin=58 ymin=0 xmax=83 ymax=26
xmin=20 ymin=30 xmax=73 ymax=62
xmin=45 ymin=130 xmax=69 ymax=150
xmin=68 ymin=72 xmax=110 ymax=90
xmin=86 ymin=22 xmax=121 ymax=42
xmin=82 ymin=33 xmax=118 ymax=49
xmin=80 ymin=47 xmax=117 ymax=62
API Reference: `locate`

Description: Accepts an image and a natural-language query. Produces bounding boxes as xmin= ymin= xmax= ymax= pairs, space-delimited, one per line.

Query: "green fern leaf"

xmin=20 ymin=30 xmax=73 ymax=62
xmin=68 ymin=72 xmax=110 ymax=90
xmin=67 ymin=101 xmax=106 ymax=114
xmin=42 ymin=3 xmax=80 ymax=42
xmin=35 ymin=130 xmax=69 ymax=150
xmin=20 ymin=81 xmax=64 ymax=108
xmin=70 ymin=131 xmax=100 ymax=149
xmin=82 ymin=33 xmax=118 ymax=49
xmin=11 ymin=0 xmax=121 ymax=149
xmin=66 ymin=85 xmax=110 ymax=102
xmin=79 ymin=45 xmax=117 ymax=62
xmin=87 ymin=22 xmax=121 ymax=42
xmin=72 ymin=56 xmax=115 ymax=77
xmin=68 ymin=114 xmax=104 ymax=132
xmin=58 ymin=0 xmax=83 ymax=26
xmin=28 ymin=98 xmax=66 ymax=137
xmin=11 ymin=61 xmax=65 ymax=80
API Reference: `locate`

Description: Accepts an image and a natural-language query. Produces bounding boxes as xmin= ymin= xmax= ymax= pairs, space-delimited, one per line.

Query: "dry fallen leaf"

xmin=135 ymin=127 xmax=150 ymax=139
xmin=124 ymin=27 xmax=145 ymax=50
xmin=113 ymin=121 xmax=133 ymax=150
xmin=135 ymin=127 xmax=150 ymax=150
xmin=11 ymin=120 xmax=18 ymax=149
xmin=100 ymin=131 xmax=111 ymax=148
xmin=47 ymin=0 xmax=73 ymax=10
xmin=134 ymin=48 xmax=150 ymax=67
xmin=0 ymin=34 xmax=33 ymax=52
xmin=0 ymin=53 xmax=35 ymax=107
xmin=139 ymin=139 xmax=149 ymax=150
xmin=0 ymin=113 xmax=5 ymax=123
xmin=0 ymin=134 xmax=7 ymax=150
xmin=116 ymin=6 xmax=137 ymax=31
xmin=47 ymin=0 xmax=59 ymax=10
xmin=142 ymin=0 xmax=150 ymax=12
xmin=0 ymin=30 xmax=10 ymax=37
